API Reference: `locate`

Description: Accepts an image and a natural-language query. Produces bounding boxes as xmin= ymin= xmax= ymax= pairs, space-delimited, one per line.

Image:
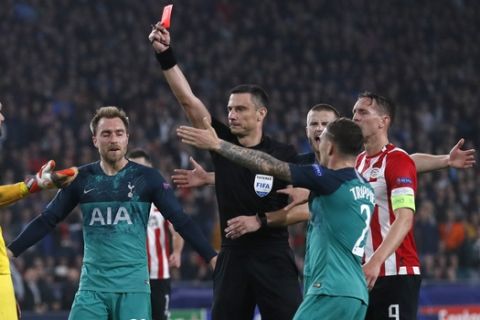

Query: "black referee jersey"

xmin=210 ymin=118 xmax=297 ymax=248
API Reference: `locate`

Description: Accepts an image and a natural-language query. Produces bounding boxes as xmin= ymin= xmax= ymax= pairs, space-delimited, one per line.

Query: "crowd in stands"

xmin=0 ymin=0 xmax=478 ymax=312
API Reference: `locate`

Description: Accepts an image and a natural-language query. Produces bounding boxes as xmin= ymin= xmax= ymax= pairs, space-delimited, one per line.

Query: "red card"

xmin=160 ymin=4 xmax=173 ymax=29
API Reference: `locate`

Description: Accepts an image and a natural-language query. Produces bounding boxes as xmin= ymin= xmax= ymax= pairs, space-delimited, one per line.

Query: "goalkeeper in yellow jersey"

xmin=0 ymin=102 xmax=78 ymax=320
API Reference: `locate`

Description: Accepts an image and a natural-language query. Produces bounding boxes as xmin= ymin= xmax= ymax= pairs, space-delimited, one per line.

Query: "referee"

xmin=150 ymin=25 xmax=302 ymax=320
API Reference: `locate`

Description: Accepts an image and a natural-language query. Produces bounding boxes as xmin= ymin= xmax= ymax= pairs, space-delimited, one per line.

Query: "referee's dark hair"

xmin=230 ymin=84 xmax=269 ymax=109
xmin=325 ymin=117 xmax=364 ymax=156
xmin=358 ymin=91 xmax=396 ymax=125
xmin=127 ymin=149 xmax=152 ymax=164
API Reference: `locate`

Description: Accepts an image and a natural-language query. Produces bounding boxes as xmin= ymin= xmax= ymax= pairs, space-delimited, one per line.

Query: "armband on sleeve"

xmin=391 ymin=187 xmax=416 ymax=211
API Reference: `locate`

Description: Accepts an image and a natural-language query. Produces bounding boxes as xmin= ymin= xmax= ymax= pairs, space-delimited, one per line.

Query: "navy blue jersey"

xmin=10 ymin=161 xmax=216 ymax=292
xmin=295 ymin=152 xmax=316 ymax=165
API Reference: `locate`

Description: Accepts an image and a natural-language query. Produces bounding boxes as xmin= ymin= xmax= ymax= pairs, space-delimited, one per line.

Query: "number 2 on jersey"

xmin=352 ymin=204 xmax=372 ymax=257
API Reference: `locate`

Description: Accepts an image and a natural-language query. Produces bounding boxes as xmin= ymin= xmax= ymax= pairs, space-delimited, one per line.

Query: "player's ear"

xmin=257 ymin=107 xmax=267 ymax=122
xmin=378 ymin=114 xmax=390 ymax=129
xmin=327 ymin=141 xmax=334 ymax=156
xmin=92 ymin=135 xmax=98 ymax=148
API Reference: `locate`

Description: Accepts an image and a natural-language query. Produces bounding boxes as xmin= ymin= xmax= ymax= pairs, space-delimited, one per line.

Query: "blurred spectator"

xmin=414 ymin=200 xmax=440 ymax=279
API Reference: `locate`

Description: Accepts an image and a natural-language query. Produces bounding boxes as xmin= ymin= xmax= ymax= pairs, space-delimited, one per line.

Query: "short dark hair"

xmin=127 ymin=149 xmax=151 ymax=164
xmin=325 ymin=117 xmax=364 ymax=156
xmin=358 ymin=91 xmax=395 ymax=125
xmin=229 ymin=84 xmax=269 ymax=109
xmin=90 ymin=106 xmax=129 ymax=135
xmin=309 ymin=104 xmax=341 ymax=118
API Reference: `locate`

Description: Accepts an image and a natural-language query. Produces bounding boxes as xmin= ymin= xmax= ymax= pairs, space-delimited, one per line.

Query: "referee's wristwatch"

xmin=256 ymin=212 xmax=268 ymax=229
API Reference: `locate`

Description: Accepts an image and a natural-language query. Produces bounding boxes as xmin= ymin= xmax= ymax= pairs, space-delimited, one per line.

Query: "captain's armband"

xmin=391 ymin=187 xmax=415 ymax=211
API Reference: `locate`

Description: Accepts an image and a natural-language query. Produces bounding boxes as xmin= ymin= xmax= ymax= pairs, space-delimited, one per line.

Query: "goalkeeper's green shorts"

xmin=69 ymin=290 xmax=151 ymax=320
xmin=293 ymin=294 xmax=367 ymax=320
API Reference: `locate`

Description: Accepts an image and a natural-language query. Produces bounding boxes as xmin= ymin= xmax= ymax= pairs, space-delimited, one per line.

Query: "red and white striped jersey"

xmin=146 ymin=204 xmax=172 ymax=280
xmin=356 ymin=144 xmax=421 ymax=277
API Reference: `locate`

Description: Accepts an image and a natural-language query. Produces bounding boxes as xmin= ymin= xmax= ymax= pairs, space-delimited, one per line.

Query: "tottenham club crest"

xmin=127 ymin=182 xmax=135 ymax=198
xmin=254 ymin=174 xmax=273 ymax=197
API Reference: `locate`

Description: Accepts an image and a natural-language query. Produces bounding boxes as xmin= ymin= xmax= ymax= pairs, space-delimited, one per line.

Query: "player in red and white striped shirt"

xmin=353 ymin=92 xmax=420 ymax=320
xmin=128 ymin=150 xmax=184 ymax=320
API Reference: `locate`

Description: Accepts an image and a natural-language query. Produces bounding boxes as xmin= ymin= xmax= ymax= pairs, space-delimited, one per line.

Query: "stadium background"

xmin=0 ymin=0 xmax=479 ymax=318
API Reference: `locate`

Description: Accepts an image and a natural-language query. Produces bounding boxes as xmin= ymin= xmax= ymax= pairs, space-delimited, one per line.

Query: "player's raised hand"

xmin=277 ymin=186 xmax=310 ymax=211
xmin=25 ymin=160 xmax=78 ymax=193
xmin=177 ymin=117 xmax=221 ymax=151
xmin=172 ymin=157 xmax=213 ymax=188
xmin=448 ymin=138 xmax=476 ymax=169
xmin=225 ymin=216 xmax=261 ymax=239
xmin=149 ymin=23 xmax=170 ymax=53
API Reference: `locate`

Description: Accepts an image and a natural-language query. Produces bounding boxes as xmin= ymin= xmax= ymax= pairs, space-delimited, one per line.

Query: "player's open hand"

xmin=26 ymin=160 xmax=78 ymax=193
xmin=277 ymin=186 xmax=310 ymax=211
xmin=225 ymin=215 xmax=261 ymax=239
xmin=172 ymin=157 xmax=212 ymax=188
xmin=177 ymin=117 xmax=221 ymax=151
xmin=448 ymin=138 xmax=476 ymax=169
xmin=149 ymin=23 xmax=170 ymax=53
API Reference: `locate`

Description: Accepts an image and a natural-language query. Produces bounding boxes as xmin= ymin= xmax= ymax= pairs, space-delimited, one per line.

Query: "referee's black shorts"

xmin=211 ymin=245 xmax=302 ymax=320
xmin=366 ymin=275 xmax=422 ymax=320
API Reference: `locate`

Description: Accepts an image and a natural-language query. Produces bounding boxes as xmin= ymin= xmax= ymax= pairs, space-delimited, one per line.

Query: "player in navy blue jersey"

xmin=8 ymin=106 xmax=217 ymax=320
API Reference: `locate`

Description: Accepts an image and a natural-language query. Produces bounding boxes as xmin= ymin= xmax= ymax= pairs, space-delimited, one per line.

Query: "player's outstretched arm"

xmin=412 ymin=138 xmax=476 ymax=173
xmin=225 ymin=203 xmax=310 ymax=239
xmin=171 ymin=157 xmax=215 ymax=188
xmin=177 ymin=118 xmax=292 ymax=182
xmin=151 ymin=171 xmax=217 ymax=265
xmin=149 ymin=24 xmax=211 ymax=128
xmin=0 ymin=160 xmax=77 ymax=208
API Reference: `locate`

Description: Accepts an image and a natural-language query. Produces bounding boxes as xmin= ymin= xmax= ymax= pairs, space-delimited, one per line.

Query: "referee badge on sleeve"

xmin=254 ymin=174 xmax=273 ymax=197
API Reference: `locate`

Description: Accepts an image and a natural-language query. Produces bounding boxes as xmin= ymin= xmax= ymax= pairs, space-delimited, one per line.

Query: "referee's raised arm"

xmin=149 ymin=23 xmax=211 ymax=128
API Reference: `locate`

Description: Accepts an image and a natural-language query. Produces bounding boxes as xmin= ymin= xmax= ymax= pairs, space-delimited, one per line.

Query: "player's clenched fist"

xmin=25 ymin=160 xmax=78 ymax=193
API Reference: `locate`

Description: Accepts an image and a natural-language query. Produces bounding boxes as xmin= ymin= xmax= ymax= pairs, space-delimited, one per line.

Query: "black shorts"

xmin=150 ymin=278 xmax=171 ymax=320
xmin=366 ymin=275 xmax=422 ymax=320
xmin=211 ymin=245 xmax=302 ymax=320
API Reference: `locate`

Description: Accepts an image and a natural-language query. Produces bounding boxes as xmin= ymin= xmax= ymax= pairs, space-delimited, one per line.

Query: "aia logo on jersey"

xmin=254 ymin=174 xmax=273 ymax=197
xmin=88 ymin=207 xmax=133 ymax=225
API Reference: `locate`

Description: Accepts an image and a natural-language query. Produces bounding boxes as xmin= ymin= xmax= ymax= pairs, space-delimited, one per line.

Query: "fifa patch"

xmin=396 ymin=177 xmax=412 ymax=185
xmin=163 ymin=182 xmax=171 ymax=190
xmin=254 ymin=174 xmax=273 ymax=197
xmin=312 ymin=164 xmax=323 ymax=176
